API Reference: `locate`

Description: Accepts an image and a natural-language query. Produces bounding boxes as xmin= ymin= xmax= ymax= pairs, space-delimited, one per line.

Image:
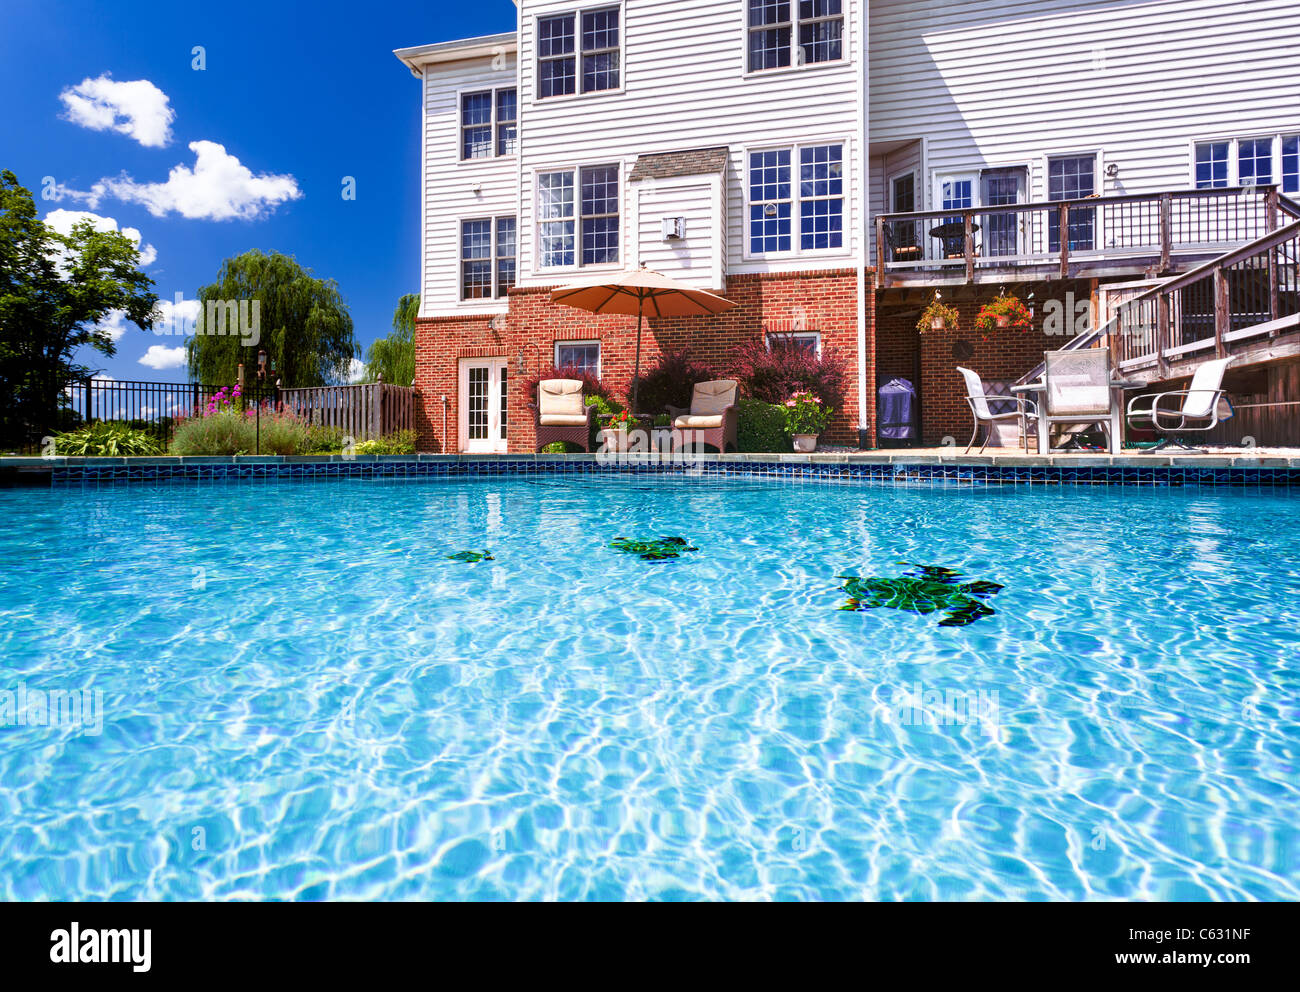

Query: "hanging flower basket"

xmin=975 ymin=295 xmax=1033 ymax=336
xmin=917 ymin=300 xmax=960 ymax=335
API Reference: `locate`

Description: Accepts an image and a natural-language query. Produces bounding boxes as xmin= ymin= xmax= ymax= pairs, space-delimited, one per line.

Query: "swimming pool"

xmin=1 ymin=476 xmax=1297 ymax=900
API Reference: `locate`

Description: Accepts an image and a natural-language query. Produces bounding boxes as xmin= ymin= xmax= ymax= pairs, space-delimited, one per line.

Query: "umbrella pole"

xmin=630 ymin=306 xmax=643 ymax=415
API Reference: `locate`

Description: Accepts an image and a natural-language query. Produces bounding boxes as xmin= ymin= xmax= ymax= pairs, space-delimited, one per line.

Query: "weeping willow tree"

xmin=361 ymin=293 xmax=417 ymax=385
xmin=187 ymin=250 xmax=356 ymax=387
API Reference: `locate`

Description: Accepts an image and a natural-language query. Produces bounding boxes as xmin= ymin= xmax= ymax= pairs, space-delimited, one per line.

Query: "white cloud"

xmin=43 ymin=208 xmax=157 ymax=266
xmin=59 ymin=74 xmax=174 ymax=148
xmin=98 ymin=141 xmax=302 ymax=220
xmin=152 ymin=296 xmax=202 ymax=336
xmin=139 ymin=344 xmax=187 ymax=370
xmin=94 ymin=309 xmax=131 ymax=343
xmin=348 ymin=358 xmax=365 ymax=383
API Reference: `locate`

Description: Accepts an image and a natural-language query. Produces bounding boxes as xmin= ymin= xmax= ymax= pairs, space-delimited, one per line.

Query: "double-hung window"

xmin=461 ymin=88 xmax=517 ymax=160
xmin=1194 ymin=141 xmax=1230 ymax=189
xmin=1194 ymin=135 xmax=1300 ymax=191
xmin=538 ymin=8 xmax=620 ymax=98
xmin=537 ymin=165 xmax=620 ymax=268
xmin=747 ymin=143 xmax=843 ymax=255
xmin=461 ymin=217 xmax=517 ymax=300
xmin=747 ymin=1 xmax=844 ymax=73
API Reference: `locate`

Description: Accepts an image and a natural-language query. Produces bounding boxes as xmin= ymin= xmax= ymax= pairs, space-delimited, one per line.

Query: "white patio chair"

xmin=1126 ymin=357 xmax=1234 ymax=451
xmin=956 ymin=367 xmax=1037 ymax=453
xmin=1041 ymin=349 xmax=1118 ymax=452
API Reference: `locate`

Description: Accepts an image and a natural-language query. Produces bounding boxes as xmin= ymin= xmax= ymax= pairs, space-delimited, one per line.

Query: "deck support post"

xmin=1213 ymin=267 xmax=1229 ymax=359
xmin=1058 ymin=203 xmax=1070 ymax=280
xmin=1156 ymin=292 xmax=1171 ymax=378
xmin=875 ymin=215 xmax=886 ymax=290
xmin=964 ymin=212 xmax=975 ymax=283
xmin=1158 ymin=193 xmax=1172 ymax=272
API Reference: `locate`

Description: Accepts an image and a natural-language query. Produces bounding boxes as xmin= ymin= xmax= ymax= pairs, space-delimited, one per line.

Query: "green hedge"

xmin=737 ymin=399 xmax=790 ymax=453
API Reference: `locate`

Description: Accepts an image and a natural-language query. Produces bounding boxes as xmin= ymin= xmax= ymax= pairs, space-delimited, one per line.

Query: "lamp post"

xmin=255 ymin=349 xmax=268 ymax=454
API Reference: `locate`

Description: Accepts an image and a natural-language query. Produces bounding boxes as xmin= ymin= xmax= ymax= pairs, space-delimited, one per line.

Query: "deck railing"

xmin=876 ymin=185 xmax=1288 ymax=285
xmin=1111 ymin=218 xmax=1300 ymax=372
xmin=279 ymin=382 xmax=415 ymax=440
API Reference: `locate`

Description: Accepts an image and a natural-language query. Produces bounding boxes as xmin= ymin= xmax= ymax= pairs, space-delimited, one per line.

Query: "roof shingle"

xmin=628 ymin=146 xmax=730 ymax=182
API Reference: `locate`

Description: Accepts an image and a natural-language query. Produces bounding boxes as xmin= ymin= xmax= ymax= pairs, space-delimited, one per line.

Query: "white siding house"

xmin=869 ymin=0 xmax=1300 ymax=217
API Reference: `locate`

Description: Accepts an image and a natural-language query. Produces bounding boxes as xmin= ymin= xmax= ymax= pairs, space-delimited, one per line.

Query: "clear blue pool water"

xmin=0 ymin=476 xmax=1298 ymax=901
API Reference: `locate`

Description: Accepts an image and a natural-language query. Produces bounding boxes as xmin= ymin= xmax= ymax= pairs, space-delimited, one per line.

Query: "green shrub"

xmin=303 ymin=424 xmax=347 ymax=454
xmin=170 ymin=408 xmax=309 ymax=456
xmin=352 ymin=430 xmax=416 ymax=455
xmin=737 ymin=399 xmax=790 ymax=453
xmin=540 ymin=441 xmax=568 ymax=454
xmin=55 ymin=422 xmax=162 ymax=456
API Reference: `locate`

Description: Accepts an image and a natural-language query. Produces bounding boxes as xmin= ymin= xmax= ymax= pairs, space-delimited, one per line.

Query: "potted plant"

xmin=600 ymin=408 xmax=638 ymax=452
xmin=975 ymin=294 xmax=1033 ymax=336
xmin=917 ymin=299 xmax=960 ymax=334
xmin=784 ymin=391 xmax=832 ymax=452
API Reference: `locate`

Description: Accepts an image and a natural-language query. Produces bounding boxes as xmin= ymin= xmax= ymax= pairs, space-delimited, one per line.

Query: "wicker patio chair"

xmin=1126 ymin=357 xmax=1234 ymax=451
xmin=957 ymin=367 xmax=1037 ymax=453
xmin=532 ymin=378 xmax=597 ymax=452
xmin=668 ymin=379 xmax=739 ymax=453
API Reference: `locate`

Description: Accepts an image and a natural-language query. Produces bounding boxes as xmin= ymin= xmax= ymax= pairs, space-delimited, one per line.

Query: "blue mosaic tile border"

xmin=37 ymin=457 xmax=1300 ymax=489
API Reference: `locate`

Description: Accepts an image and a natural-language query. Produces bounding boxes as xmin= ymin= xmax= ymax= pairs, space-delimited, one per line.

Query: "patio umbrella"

xmin=549 ymin=266 xmax=736 ymax=414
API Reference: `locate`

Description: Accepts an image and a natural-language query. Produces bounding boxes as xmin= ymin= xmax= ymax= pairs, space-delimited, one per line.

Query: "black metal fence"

xmin=73 ymin=378 xmax=285 ymax=445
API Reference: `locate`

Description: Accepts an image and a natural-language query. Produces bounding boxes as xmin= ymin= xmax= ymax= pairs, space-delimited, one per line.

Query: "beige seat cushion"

xmin=538 ymin=379 xmax=585 ymax=419
xmin=690 ymin=379 xmax=737 ymax=416
xmin=674 ymin=414 xmax=724 ymax=429
xmin=539 ymin=413 xmax=588 ymax=427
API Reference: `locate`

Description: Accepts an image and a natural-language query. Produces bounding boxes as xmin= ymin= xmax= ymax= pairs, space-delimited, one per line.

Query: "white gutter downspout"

xmin=855 ymin=1 xmax=870 ymax=448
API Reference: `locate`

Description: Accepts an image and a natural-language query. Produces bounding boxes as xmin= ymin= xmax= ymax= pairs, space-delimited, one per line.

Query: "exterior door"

xmin=981 ymin=167 xmax=1027 ymax=257
xmin=459 ymin=358 xmax=508 ymax=453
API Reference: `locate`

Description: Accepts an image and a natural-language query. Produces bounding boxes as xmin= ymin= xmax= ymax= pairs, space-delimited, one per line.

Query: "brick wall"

xmin=874 ymin=280 xmax=1094 ymax=445
xmin=414 ymin=268 xmax=872 ymax=452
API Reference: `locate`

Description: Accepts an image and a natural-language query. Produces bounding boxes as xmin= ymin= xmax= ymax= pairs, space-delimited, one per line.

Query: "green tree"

xmin=187 ymin=250 xmax=357 ymax=388
xmin=0 ymin=170 xmax=157 ymax=447
xmin=361 ymin=292 xmax=417 ymax=385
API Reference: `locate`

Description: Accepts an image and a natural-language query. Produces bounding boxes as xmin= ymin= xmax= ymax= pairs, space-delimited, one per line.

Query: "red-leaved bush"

xmin=523 ymin=365 xmax=612 ymax=404
xmin=730 ymin=336 xmax=847 ymax=412
xmin=628 ymin=348 xmax=716 ymax=413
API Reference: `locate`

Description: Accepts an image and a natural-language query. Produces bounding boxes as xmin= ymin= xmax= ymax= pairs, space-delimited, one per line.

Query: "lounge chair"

xmin=1126 ymin=357 xmax=1234 ymax=451
xmin=957 ymin=367 xmax=1037 ymax=453
xmin=532 ymin=378 xmax=597 ymax=452
xmin=668 ymin=379 xmax=739 ymax=453
xmin=1040 ymin=349 xmax=1120 ymax=453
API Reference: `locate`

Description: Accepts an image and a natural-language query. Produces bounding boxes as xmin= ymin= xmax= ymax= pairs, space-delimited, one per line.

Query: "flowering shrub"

xmin=170 ymin=405 xmax=309 ymax=455
xmin=731 ymin=336 xmax=846 ymax=412
xmin=205 ymin=382 xmax=244 ymax=416
xmin=603 ymin=409 xmax=638 ymax=432
xmin=783 ymin=391 xmax=832 ymax=436
xmin=974 ymin=295 xmax=1033 ymax=336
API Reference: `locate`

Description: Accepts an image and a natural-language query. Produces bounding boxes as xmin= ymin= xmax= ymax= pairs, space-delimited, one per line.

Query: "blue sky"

xmin=0 ymin=0 xmax=517 ymax=384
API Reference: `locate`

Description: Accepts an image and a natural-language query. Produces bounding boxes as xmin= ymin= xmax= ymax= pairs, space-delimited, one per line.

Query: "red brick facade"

xmin=414 ymin=269 xmax=872 ymax=453
xmin=873 ymin=280 xmax=1096 ymax=445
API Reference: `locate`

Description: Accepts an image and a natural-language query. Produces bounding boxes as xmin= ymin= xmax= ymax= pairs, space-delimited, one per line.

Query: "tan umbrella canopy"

xmin=550 ymin=266 xmax=736 ymax=414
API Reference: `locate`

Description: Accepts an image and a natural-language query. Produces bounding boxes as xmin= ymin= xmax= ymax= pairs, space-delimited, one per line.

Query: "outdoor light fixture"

xmin=1105 ymin=163 xmax=1120 ymax=179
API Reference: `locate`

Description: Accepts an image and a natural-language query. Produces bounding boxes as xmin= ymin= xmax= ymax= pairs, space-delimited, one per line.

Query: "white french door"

xmin=458 ymin=358 xmax=508 ymax=453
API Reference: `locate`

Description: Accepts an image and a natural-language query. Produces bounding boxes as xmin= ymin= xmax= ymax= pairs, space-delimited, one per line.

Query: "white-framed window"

xmin=1193 ymin=134 xmax=1300 ymax=191
xmin=766 ymin=331 xmax=821 ymax=356
xmin=461 ymin=217 xmax=517 ymax=300
xmin=747 ymin=0 xmax=844 ymax=73
xmin=537 ymin=164 xmax=620 ymax=268
xmin=538 ymin=6 xmax=621 ymax=99
xmin=555 ymin=340 xmax=601 ymax=375
xmin=461 ymin=88 xmax=517 ymax=160
xmin=747 ymin=142 xmax=844 ymax=256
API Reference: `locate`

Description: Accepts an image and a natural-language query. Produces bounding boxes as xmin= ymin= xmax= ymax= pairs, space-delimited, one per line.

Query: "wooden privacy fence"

xmin=279 ymin=383 xmax=415 ymax=440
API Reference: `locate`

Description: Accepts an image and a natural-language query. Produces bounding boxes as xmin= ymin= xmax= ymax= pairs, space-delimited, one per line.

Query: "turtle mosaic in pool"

xmin=446 ymin=550 xmax=494 ymax=563
xmin=1 ymin=476 xmax=1298 ymax=900
xmin=608 ymin=535 xmax=700 ymax=561
xmin=836 ymin=563 xmax=1005 ymax=627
